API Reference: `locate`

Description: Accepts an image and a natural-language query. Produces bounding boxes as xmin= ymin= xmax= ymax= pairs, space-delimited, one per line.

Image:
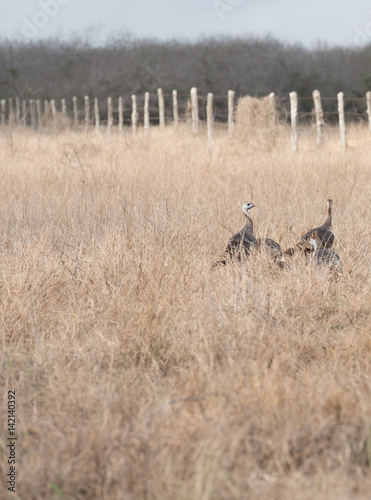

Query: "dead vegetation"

xmin=234 ymin=95 xmax=278 ymax=151
xmin=0 ymin=123 xmax=371 ymax=499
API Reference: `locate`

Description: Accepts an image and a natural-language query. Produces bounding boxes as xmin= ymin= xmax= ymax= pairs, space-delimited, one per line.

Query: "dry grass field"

xmin=0 ymin=115 xmax=371 ymax=499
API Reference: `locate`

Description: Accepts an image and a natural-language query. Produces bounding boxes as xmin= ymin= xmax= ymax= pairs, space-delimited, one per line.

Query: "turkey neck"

xmin=244 ymin=215 xmax=254 ymax=235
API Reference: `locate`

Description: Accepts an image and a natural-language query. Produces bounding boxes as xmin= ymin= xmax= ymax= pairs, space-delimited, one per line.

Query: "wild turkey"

xmin=257 ymin=237 xmax=285 ymax=268
xmin=213 ymin=202 xmax=258 ymax=267
xmin=307 ymin=238 xmax=342 ymax=276
xmin=285 ymin=199 xmax=334 ymax=256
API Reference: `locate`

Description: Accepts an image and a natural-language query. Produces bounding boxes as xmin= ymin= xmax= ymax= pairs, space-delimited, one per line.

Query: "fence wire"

xmin=0 ymin=91 xmax=370 ymax=129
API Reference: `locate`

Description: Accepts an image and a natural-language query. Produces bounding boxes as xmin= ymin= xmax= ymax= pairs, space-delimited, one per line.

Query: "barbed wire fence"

xmin=1 ymin=88 xmax=371 ymax=152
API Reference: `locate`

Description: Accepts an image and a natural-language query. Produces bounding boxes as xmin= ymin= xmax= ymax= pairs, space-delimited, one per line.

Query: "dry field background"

xmin=0 ymin=113 xmax=371 ymax=499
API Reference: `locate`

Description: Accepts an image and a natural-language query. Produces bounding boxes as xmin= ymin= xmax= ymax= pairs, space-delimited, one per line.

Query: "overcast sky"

xmin=2 ymin=0 xmax=371 ymax=49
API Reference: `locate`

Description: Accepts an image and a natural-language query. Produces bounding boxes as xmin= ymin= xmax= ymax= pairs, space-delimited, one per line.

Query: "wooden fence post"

xmin=207 ymin=92 xmax=214 ymax=146
xmin=289 ymin=91 xmax=298 ymax=152
xmin=158 ymin=88 xmax=165 ymax=129
xmin=337 ymin=92 xmax=347 ymax=153
xmin=50 ymin=99 xmax=56 ymax=128
xmin=73 ymin=96 xmax=78 ymax=130
xmin=1 ymin=99 xmax=6 ymax=125
xmin=84 ymin=95 xmax=90 ymax=133
xmin=15 ymin=97 xmax=20 ymax=125
xmin=172 ymin=90 xmax=179 ymax=128
xmin=8 ymin=98 xmax=14 ymax=125
xmin=269 ymin=92 xmax=276 ymax=127
xmin=118 ymin=96 xmax=123 ymax=135
xmin=366 ymin=91 xmax=371 ymax=135
xmin=61 ymin=98 xmax=67 ymax=127
xmin=228 ymin=90 xmax=235 ymax=134
xmin=94 ymin=98 xmax=100 ymax=132
xmin=131 ymin=94 xmax=137 ymax=134
xmin=30 ymin=99 xmax=37 ymax=129
xmin=312 ymin=89 xmax=324 ymax=147
xmin=107 ymin=96 xmax=113 ymax=134
xmin=36 ymin=99 xmax=42 ymax=131
xmin=190 ymin=87 xmax=199 ymax=135
xmin=22 ymin=100 xmax=27 ymax=128
xmin=144 ymin=92 xmax=150 ymax=130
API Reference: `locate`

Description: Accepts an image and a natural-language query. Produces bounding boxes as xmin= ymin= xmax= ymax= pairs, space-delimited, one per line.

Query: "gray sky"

xmin=2 ymin=0 xmax=371 ymax=48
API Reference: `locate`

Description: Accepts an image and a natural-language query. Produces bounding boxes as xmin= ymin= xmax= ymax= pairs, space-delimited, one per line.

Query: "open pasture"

xmin=0 ymin=122 xmax=371 ymax=499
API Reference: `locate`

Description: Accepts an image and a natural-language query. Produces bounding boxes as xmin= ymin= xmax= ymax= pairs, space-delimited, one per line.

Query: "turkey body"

xmin=213 ymin=202 xmax=257 ymax=267
xmin=214 ymin=203 xmax=284 ymax=268
xmin=285 ymin=199 xmax=334 ymax=255
xmin=257 ymin=237 xmax=285 ymax=268
xmin=308 ymin=238 xmax=342 ymax=275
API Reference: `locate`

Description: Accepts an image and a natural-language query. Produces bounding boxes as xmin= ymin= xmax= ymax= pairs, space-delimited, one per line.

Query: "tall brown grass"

xmin=0 ymin=121 xmax=371 ymax=499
